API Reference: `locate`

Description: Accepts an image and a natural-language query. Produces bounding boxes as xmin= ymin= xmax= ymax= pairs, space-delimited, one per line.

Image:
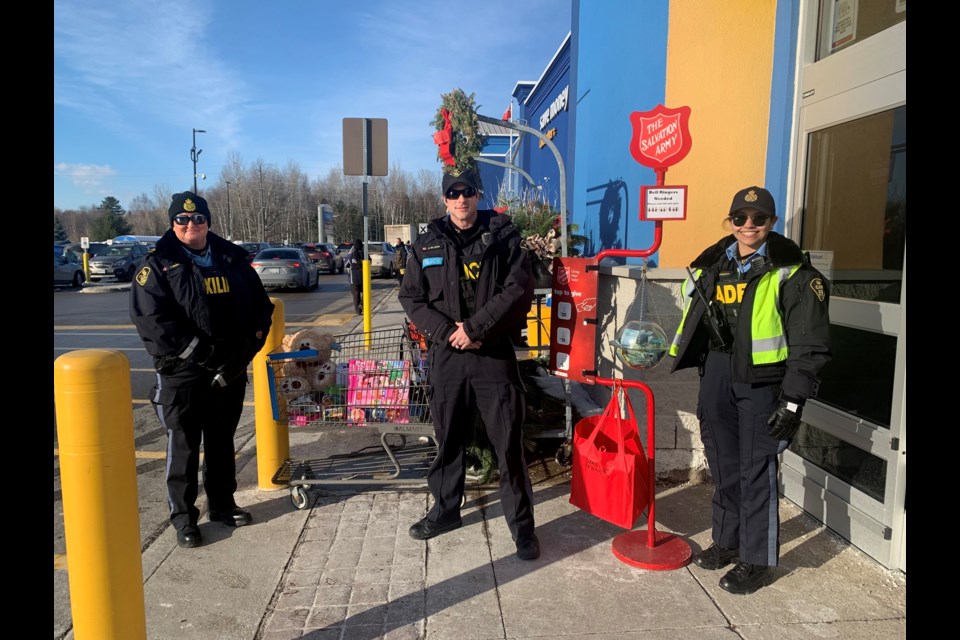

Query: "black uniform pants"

xmin=151 ymin=373 xmax=247 ymax=531
xmin=351 ymin=283 xmax=363 ymax=312
xmin=426 ymin=344 xmax=535 ymax=540
xmin=698 ymin=350 xmax=786 ymax=567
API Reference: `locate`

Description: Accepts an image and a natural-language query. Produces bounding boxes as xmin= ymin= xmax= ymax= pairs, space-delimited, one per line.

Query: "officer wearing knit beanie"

xmin=168 ymin=191 xmax=212 ymax=226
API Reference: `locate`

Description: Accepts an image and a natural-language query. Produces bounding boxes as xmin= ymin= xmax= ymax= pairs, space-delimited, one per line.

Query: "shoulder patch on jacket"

xmin=809 ymin=278 xmax=825 ymax=302
xmin=422 ymin=256 xmax=443 ymax=268
xmin=135 ymin=266 xmax=151 ymax=286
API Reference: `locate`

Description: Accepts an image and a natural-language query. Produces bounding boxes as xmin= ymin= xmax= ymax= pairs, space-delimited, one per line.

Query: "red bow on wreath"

xmin=432 ymin=107 xmax=456 ymax=166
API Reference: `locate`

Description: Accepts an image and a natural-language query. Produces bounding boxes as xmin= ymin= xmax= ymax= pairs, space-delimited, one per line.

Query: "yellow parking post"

xmin=255 ymin=297 xmax=288 ymax=490
xmin=54 ymin=350 xmax=146 ymax=640
xmin=362 ymin=260 xmax=372 ymax=345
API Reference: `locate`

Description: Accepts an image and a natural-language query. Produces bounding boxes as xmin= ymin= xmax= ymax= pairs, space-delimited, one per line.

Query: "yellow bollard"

xmin=255 ymin=297 xmax=288 ymax=490
xmin=54 ymin=350 xmax=146 ymax=640
xmin=82 ymin=251 xmax=90 ymax=283
xmin=362 ymin=259 xmax=372 ymax=345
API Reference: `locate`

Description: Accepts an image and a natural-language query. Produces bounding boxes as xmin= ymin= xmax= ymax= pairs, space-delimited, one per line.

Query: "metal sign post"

xmin=343 ymin=118 xmax=388 ymax=338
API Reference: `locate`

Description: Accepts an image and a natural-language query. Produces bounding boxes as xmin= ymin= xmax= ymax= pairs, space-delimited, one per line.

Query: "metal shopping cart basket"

xmin=266 ymin=325 xmax=436 ymax=508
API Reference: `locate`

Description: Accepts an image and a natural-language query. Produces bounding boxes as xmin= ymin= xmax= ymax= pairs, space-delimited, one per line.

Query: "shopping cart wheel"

xmin=291 ymin=486 xmax=310 ymax=510
xmin=555 ymin=442 xmax=573 ymax=466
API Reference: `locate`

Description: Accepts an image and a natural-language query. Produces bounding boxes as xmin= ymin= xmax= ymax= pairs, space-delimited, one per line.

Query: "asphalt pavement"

xmin=57 ymin=282 xmax=907 ymax=640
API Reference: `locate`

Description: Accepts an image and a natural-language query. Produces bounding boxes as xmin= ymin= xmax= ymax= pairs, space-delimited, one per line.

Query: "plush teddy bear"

xmin=284 ymin=329 xmax=336 ymax=363
xmin=311 ymin=360 xmax=337 ymax=391
xmin=278 ymin=375 xmax=312 ymax=401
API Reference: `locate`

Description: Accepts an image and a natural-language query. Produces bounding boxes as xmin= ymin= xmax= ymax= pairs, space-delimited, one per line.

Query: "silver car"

xmin=251 ymin=248 xmax=319 ymax=291
xmin=366 ymin=241 xmax=397 ymax=278
xmin=54 ymin=252 xmax=85 ymax=288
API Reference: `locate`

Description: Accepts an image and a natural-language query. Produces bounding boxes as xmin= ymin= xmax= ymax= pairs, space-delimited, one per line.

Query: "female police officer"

xmin=669 ymin=186 xmax=831 ymax=594
xmin=130 ymin=191 xmax=274 ymax=548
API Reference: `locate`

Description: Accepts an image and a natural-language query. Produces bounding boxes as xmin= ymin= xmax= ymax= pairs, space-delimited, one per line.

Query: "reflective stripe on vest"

xmin=669 ymin=269 xmax=702 ymax=356
xmin=750 ymin=265 xmax=800 ymax=364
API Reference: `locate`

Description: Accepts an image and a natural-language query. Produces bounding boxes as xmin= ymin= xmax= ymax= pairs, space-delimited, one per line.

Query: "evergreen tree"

xmin=89 ymin=196 xmax=132 ymax=241
xmin=53 ymin=215 xmax=70 ymax=242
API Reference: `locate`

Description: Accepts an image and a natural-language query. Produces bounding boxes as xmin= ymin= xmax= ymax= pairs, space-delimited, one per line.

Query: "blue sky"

xmin=54 ymin=0 xmax=571 ymax=211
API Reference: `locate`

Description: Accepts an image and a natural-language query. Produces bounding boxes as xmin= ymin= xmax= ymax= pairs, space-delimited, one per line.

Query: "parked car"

xmin=303 ymin=243 xmax=344 ymax=274
xmin=303 ymin=242 xmax=343 ymax=274
xmin=240 ymin=242 xmax=272 ymax=263
xmin=366 ymin=241 xmax=397 ymax=278
xmin=87 ymin=242 xmax=151 ymax=282
xmin=336 ymin=242 xmax=353 ymax=256
xmin=54 ymin=252 xmax=86 ymax=288
xmin=250 ymin=247 xmax=319 ymax=291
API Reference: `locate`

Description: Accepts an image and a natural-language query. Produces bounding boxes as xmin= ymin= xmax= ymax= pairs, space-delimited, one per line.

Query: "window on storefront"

xmin=800 ymin=106 xmax=905 ymax=303
xmin=817 ymin=0 xmax=906 ymax=61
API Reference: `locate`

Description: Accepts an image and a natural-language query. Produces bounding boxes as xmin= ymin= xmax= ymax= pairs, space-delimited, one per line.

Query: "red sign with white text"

xmin=629 ymin=104 xmax=692 ymax=169
xmin=549 ymin=257 xmax=598 ymax=384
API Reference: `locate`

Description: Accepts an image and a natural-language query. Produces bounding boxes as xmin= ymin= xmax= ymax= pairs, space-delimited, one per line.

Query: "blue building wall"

xmin=519 ymin=36 xmax=571 ymax=212
xmin=569 ymin=0 xmax=669 ymax=263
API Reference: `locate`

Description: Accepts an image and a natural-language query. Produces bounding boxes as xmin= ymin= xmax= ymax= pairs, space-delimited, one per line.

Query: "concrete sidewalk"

xmin=73 ymin=289 xmax=908 ymax=639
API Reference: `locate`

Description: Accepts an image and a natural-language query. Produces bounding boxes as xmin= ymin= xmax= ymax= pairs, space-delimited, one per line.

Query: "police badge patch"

xmin=809 ymin=278 xmax=825 ymax=302
xmin=136 ymin=266 xmax=151 ymax=286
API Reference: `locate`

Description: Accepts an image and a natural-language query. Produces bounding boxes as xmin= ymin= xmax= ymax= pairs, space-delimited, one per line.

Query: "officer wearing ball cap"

xmin=398 ymin=166 xmax=541 ymax=561
xmin=130 ymin=190 xmax=274 ymax=549
xmin=668 ymin=185 xmax=832 ymax=594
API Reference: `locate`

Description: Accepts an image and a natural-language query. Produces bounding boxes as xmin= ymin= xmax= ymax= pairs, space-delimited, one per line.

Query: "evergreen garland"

xmin=432 ymin=88 xmax=486 ymax=190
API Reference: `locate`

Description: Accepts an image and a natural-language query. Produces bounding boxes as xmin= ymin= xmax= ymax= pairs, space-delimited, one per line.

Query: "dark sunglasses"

xmin=173 ymin=213 xmax=208 ymax=226
xmin=444 ymin=186 xmax=477 ymax=200
xmin=729 ymin=213 xmax=771 ymax=227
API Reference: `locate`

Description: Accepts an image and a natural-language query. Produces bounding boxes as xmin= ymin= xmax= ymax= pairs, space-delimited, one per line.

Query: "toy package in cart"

xmin=346 ymin=359 xmax=411 ymax=426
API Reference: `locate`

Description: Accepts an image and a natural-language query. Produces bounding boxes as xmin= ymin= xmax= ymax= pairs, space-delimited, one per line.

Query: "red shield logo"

xmin=629 ymin=104 xmax=692 ymax=169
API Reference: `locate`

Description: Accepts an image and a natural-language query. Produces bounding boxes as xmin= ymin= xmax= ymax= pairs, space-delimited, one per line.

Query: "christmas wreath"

xmin=432 ymin=88 xmax=486 ymax=189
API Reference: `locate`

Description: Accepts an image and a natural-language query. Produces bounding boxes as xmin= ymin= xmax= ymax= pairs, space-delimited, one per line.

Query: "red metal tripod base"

xmin=611 ymin=530 xmax=692 ymax=571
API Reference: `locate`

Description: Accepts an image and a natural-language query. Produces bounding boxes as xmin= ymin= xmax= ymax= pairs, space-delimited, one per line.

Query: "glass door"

xmin=780 ymin=7 xmax=905 ymax=572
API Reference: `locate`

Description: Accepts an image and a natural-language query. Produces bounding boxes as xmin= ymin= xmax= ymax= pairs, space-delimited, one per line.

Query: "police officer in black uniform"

xmin=399 ymin=168 xmax=540 ymax=560
xmin=130 ymin=191 xmax=274 ymax=549
xmin=669 ymin=186 xmax=831 ymax=593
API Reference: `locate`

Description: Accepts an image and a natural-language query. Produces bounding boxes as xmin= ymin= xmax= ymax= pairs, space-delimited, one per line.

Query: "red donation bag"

xmin=569 ymin=381 xmax=650 ymax=529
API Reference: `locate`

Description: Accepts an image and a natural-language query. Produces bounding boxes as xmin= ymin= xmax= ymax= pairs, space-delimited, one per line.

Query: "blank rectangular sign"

xmin=343 ymin=118 xmax=388 ymax=176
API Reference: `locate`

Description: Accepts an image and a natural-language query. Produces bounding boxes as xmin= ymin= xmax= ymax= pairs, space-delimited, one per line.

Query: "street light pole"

xmin=225 ymin=180 xmax=232 ymax=240
xmin=191 ymin=128 xmax=206 ymax=193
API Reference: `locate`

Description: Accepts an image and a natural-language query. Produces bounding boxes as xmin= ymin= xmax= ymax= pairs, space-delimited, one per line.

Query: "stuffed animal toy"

xmin=278 ymin=375 xmax=312 ymax=401
xmin=312 ymin=360 xmax=337 ymax=391
xmin=284 ymin=329 xmax=336 ymax=363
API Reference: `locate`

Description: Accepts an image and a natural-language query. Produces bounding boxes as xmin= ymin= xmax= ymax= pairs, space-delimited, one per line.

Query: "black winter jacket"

xmin=398 ymin=210 xmax=534 ymax=348
xmin=129 ymin=229 xmax=274 ymax=377
xmin=669 ymin=232 xmax=831 ymax=402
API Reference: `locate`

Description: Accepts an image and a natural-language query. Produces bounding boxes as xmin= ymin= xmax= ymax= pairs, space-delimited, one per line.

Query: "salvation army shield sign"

xmin=629 ymin=104 xmax=692 ymax=170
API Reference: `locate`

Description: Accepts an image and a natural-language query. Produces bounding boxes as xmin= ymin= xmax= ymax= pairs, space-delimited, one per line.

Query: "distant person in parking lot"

xmin=347 ymin=238 xmax=364 ymax=314
xmin=393 ymin=237 xmax=408 ymax=283
xmin=129 ymin=191 xmax=274 ymax=549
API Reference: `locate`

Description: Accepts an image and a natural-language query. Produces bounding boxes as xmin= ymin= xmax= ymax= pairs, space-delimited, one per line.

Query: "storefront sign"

xmin=629 ymin=104 xmax=692 ymax=169
xmin=539 ymin=85 xmax=570 ymax=130
xmin=549 ymin=257 xmax=598 ymax=384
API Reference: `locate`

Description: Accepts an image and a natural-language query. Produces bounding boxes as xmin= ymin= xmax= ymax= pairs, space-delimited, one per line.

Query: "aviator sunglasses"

xmin=729 ymin=213 xmax=771 ymax=227
xmin=173 ymin=213 xmax=208 ymax=226
xmin=444 ymin=186 xmax=478 ymax=200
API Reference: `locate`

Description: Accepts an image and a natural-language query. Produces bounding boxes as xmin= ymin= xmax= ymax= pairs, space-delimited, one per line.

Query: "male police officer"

xmin=399 ymin=169 xmax=540 ymax=560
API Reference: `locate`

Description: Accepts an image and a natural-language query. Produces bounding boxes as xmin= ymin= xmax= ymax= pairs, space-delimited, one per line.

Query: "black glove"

xmin=768 ymin=397 xmax=804 ymax=440
xmin=179 ymin=336 xmax=217 ymax=369
xmin=211 ymin=350 xmax=250 ymax=388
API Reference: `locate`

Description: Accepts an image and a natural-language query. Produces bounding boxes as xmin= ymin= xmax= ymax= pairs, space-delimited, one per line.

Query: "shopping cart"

xmin=266 ymin=325 xmax=436 ymax=508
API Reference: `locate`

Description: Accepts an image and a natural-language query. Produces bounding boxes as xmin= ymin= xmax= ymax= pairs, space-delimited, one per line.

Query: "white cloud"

xmin=54 ymin=162 xmax=118 ymax=189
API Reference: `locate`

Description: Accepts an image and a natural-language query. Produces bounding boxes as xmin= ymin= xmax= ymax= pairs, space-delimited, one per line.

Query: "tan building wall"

xmin=658 ymin=0 xmax=777 ymax=269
